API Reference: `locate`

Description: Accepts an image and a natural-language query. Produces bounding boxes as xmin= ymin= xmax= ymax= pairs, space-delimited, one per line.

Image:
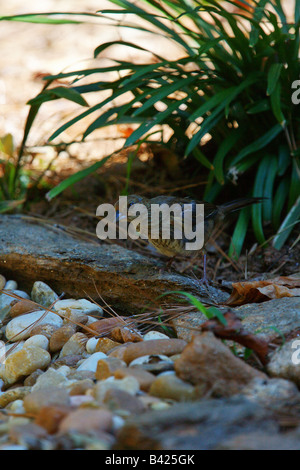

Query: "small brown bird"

xmin=115 ymin=195 xmax=265 ymax=282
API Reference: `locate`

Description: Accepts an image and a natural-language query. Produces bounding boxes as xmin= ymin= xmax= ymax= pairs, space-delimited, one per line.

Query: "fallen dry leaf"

xmin=226 ymin=276 xmax=300 ymax=306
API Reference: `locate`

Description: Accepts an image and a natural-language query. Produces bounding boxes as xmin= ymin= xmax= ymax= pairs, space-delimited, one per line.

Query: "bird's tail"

xmin=220 ymin=197 xmax=266 ymax=214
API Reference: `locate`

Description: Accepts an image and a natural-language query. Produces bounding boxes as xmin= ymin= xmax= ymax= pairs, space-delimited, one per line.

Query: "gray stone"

xmin=0 ymin=215 xmax=229 ymax=313
xmin=237 ymin=297 xmax=300 ymax=342
xmin=114 ymin=397 xmax=284 ymax=450
xmin=31 ymin=281 xmax=58 ymax=307
xmin=267 ymin=339 xmax=300 ymax=386
xmin=241 ymin=376 xmax=300 ymax=408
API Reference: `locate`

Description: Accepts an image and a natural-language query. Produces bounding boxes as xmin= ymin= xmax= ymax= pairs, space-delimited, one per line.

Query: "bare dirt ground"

xmin=0 ymin=0 xmax=183 ymax=168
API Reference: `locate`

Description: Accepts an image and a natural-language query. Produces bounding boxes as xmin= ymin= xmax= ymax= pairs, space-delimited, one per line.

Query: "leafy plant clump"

xmin=1 ymin=0 xmax=299 ymax=255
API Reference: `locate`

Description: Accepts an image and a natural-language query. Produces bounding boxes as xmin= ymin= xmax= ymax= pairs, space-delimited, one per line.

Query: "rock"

xmin=129 ymin=354 xmax=173 ymax=366
xmin=104 ymin=388 xmax=146 ymax=415
xmin=62 ymin=309 xmax=88 ymax=326
xmin=31 ymin=281 xmax=58 ymax=307
xmin=5 ymin=311 xmax=63 ymax=341
xmin=59 ymin=332 xmax=88 ymax=357
xmin=149 ymin=374 xmax=196 ymax=401
xmin=1 ymin=346 xmax=51 ymax=385
xmin=49 ymin=324 xmax=77 ymax=352
xmin=237 ymin=297 xmax=300 ymax=342
xmin=0 ymin=214 xmax=229 ymax=313
xmin=24 ymin=335 xmax=49 ymax=351
xmin=171 ymin=311 xmax=207 ymax=342
xmin=31 ymin=368 xmax=70 ymax=391
xmin=67 ymin=369 xmax=95 ymax=381
xmin=59 ymin=408 xmax=113 ymax=434
xmin=267 ymin=339 xmax=300 ymax=386
xmin=52 ymin=354 xmax=82 ymax=368
xmin=122 ymin=339 xmax=187 ymax=365
xmin=114 ymin=397 xmax=278 ymax=450
xmin=173 ymin=298 xmax=300 ymax=344
xmin=24 ymin=369 xmax=44 ymax=387
xmin=23 ymin=387 xmax=71 ymax=414
xmin=29 ymin=323 xmax=60 ymax=339
xmin=69 ymin=395 xmax=94 ymax=407
xmin=0 ymin=290 xmax=29 ymax=310
xmin=4 ymin=341 xmax=25 ymax=356
xmin=4 ymin=280 xmax=17 ymax=290
xmin=107 ymin=343 xmax=130 ymax=360
xmin=217 ymin=430 xmax=300 ymax=450
xmin=95 ymin=357 xmax=126 ymax=380
xmin=86 ymin=337 xmax=98 ymax=354
xmin=110 ymin=325 xmax=143 ymax=343
xmin=0 ymin=305 xmax=11 ymax=325
xmin=9 ymin=422 xmax=48 ymax=448
xmin=0 ymin=274 xmax=6 ymax=290
xmin=68 ymin=378 xmax=94 ymax=396
xmin=35 ymin=405 xmax=71 ymax=434
xmin=174 ymin=332 xmax=266 ymax=396
xmin=86 ymin=315 xmax=100 ymax=325
xmin=93 ymin=376 xmax=140 ymax=402
xmin=87 ymin=317 xmax=128 ymax=336
xmin=54 ymin=298 xmax=103 ymax=318
xmin=95 ymin=337 xmax=121 ymax=354
xmin=139 ymin=395 xmax=171 ymax=411
xmin=129 ymin=355 xmax=174 ymax=374
xmin=7 ymin=399 xmax=25 ymax=414
xmin=143 ymin=331 xmax=170 ymax=341
xmin=0 ymin=445 xmax=28 ymax=450
xmin=113 ymin=367 xmax=155 ymax=392
xmin=77 ymin=352 xmax=107 ymax=372
xmin=0 ymin=386 xmax=31 ymax=408
xmin=241 ymin=377 xmax=300 ymax=408
xmin=10 ymin=300 xmax=38 ymax=318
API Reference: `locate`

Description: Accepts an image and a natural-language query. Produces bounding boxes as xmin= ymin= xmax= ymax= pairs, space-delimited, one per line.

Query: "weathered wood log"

xmin=0 ymin=215 xmax=229 ymax=312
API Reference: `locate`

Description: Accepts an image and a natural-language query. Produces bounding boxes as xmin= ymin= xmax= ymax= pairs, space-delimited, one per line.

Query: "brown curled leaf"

xmin=226 ymin=276 xmax=300 ymax=306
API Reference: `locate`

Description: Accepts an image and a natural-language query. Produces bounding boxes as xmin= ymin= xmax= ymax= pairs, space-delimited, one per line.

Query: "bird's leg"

xmin=198 ymin=252 xmax=210 ymax=286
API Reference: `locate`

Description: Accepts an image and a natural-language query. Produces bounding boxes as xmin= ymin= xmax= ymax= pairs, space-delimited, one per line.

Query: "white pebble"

xmin=143 ymin=331 xmax=169 ymax=341
xmin=112 ymin=415 xmax=125 ymax=431
xmin=77 ymin=352 xmax=107 ymax=372
xmin=56 ymin=366 xmax=71 ymax=377
xmin=0 ymin=290 xmax=29 ymax=310
xmin=0 ymin=378 xmax=5 ymax=392
xmin=54 ymin=299 xmax=103 ymax=316
xmin=94 ymin=376 xmax=140 ymax=402
xmin=24 ymin=335 xmax=49 ymax=351
xmin=5 ymin=341 xmax=25 ymax=356
xmin=86 ymin=337 xmax=98 ymax=354
xmin=0 ymin=445 xmax=28 ymax=450
xmin=157 ymin=370 xmax=176 ymax=377
xmin=70 ymin=395 xmax=94 ymax=407
xmin=5 ymin=310 xmax=63 ymax=341
xmin=4 ymin=280 xmax=18 ymax=290
xmin=86 ymin=316 xmax=100 ymax=325
xmin=7 ymin=399 xmax=25 ymax=414
xmin=129 ymin=354 xmax=173 ymax=366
